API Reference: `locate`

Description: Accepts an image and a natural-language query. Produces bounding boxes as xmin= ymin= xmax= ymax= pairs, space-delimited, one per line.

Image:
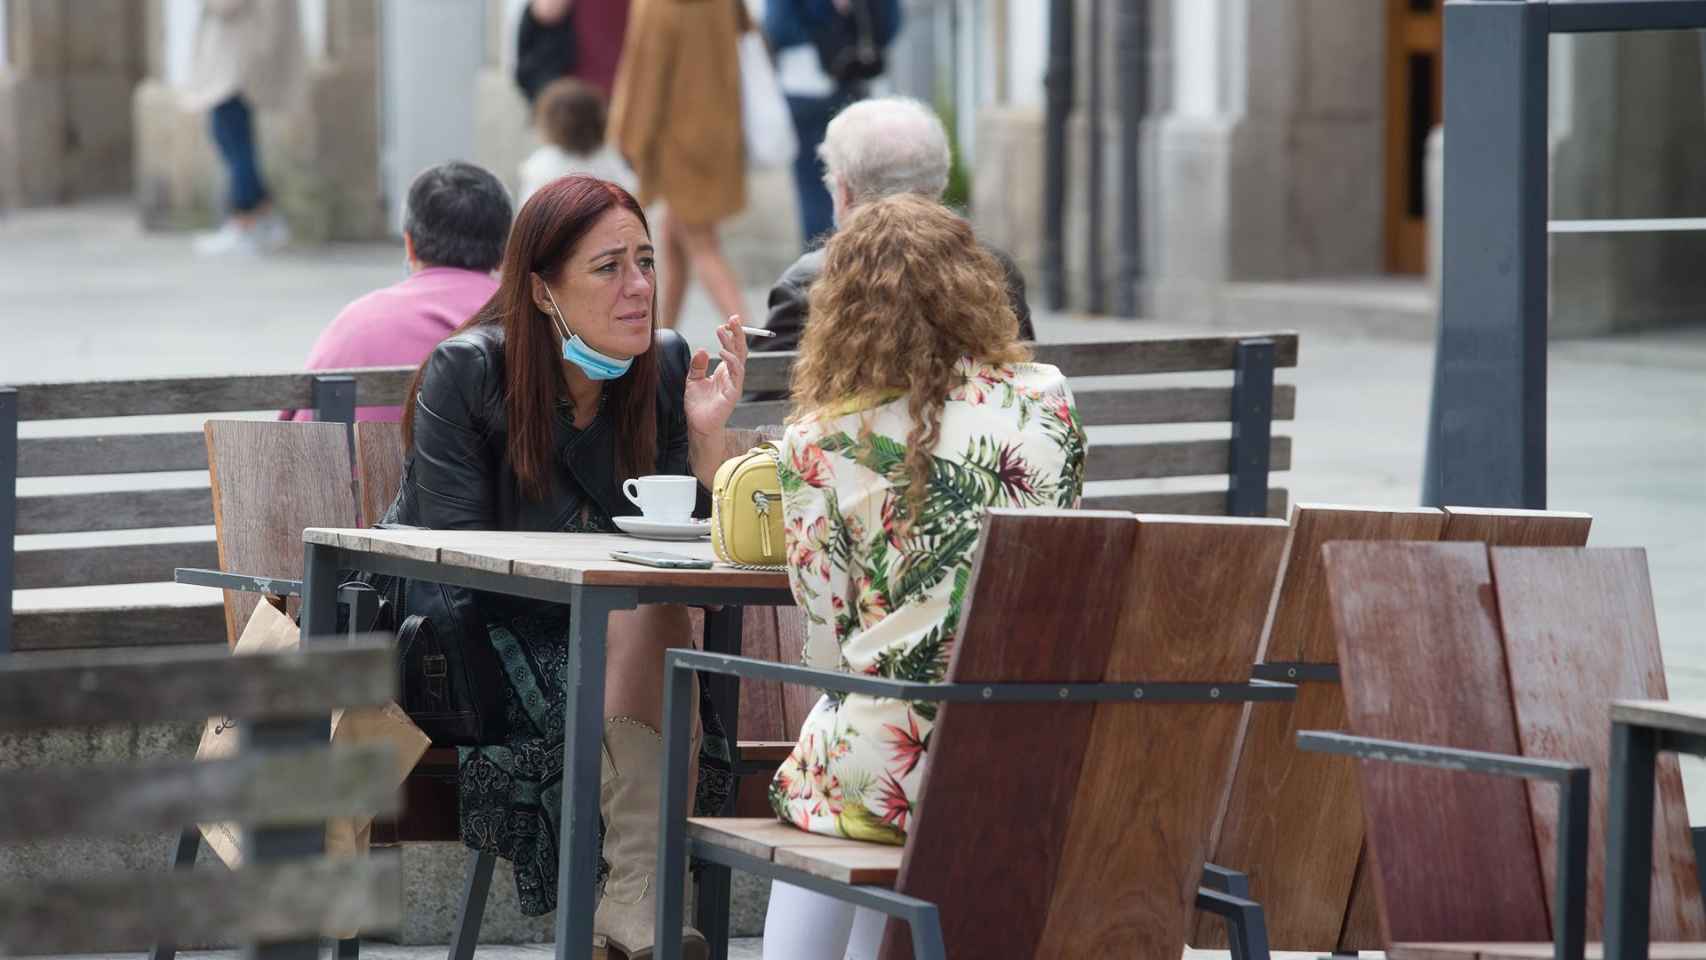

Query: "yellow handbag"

xmin=711 ymin=444 xmax=786 ymax=569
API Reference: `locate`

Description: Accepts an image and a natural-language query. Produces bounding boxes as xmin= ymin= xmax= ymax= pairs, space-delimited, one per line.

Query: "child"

xmin=518 ymin=77 xmax=637 ymax=206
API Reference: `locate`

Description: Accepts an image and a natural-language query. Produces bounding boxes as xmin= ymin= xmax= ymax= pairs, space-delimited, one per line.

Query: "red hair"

xmin=403 ymin=175 xmax=660 ymax=501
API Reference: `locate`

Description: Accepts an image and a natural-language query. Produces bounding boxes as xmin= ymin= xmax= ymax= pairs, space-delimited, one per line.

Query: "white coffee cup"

xmin=622 ymin=475 xmax=698 ymax=523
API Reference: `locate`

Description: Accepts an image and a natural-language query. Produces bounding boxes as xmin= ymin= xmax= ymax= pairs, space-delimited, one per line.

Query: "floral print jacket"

xmin=768 ymin=358 xmax=1088 ymax=843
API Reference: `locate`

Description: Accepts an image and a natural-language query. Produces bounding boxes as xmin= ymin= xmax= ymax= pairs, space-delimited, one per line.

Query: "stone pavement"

xmin=3 ymin=202 xmax=1704 ymax=953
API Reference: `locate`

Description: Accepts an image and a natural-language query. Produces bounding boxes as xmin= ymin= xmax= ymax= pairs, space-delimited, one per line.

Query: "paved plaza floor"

xmin=4 ymin=202 xmax=1704 ymax=954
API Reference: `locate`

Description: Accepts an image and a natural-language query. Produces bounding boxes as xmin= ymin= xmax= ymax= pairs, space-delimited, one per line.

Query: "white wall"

xmin=380 ymin=0 xmax=486 ymax=230
xmin=1172 ymin=0 xmax=1246 ymax=118
xmin=1006 ymin=0 xmax=1046 ymax=108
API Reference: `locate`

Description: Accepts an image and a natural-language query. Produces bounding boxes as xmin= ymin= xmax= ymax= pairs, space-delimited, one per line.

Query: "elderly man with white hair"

xmin=750 ymin=97 xmax=1034 ymax=370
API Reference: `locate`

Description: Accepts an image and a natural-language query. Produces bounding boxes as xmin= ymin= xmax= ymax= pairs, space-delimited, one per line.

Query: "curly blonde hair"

xmin=791 ymin=193 xmax=1031 ymax=515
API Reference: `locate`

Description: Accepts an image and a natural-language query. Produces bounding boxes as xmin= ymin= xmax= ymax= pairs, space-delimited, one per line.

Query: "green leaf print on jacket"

xmin=770 ymin=359 xmax=1088 ymax=844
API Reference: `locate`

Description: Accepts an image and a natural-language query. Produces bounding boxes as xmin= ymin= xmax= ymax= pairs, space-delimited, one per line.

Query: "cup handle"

xmin=623 ymin=479 xmax=643 ymax=511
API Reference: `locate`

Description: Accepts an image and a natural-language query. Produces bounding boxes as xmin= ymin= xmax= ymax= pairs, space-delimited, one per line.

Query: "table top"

xmin=304 ymin=527 xmax=792 ymax=591
xmin=1611 ymin=700 xmax=1706 ymax=739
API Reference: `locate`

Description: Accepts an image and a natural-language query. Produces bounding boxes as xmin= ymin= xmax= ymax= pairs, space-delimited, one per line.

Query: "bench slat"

xmin=0 ymin=639 xmax=394 ymax=731
xmin=17 ymin=487 xmax=213 ymax=535
xmin=0 ymin=743 xmax=399 ymax=842
xmin=1083 ymin=436 xmax=1290 ymax=482
xmin=728 ymin=384 xmax=1299 ymax=430
xmin=12 ymin=368 xmax=414 ymax=422
xmin=11 ymin=601 xmax=226 ymax=652
xmin=740 ymin=334 xmax=1301 ymax=392
xmin=0 ymin=853 xmax=400 ymax=954
xmin=17 ymin=431 xmax=209 ymax=477
xmin=14 ymin=538 xmax=219 ymax=589
xmin=1080 ymin=489 xmax=1289 ymax=518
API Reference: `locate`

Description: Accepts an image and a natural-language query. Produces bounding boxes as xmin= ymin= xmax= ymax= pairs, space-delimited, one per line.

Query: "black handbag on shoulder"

xmin=811 ymin=0 xmax=901 ymax=90
xmin=515 ymin=4 xmax=578 ymax=104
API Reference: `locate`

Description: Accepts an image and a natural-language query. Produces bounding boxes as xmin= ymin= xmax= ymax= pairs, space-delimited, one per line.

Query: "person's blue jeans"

xmin=787 ymin=92 xmax=858 ymax=252
xmin=209 ymin=94 xmax=268 ymax=214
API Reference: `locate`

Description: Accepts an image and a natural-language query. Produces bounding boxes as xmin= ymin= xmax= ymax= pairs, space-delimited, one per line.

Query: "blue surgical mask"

xmin=544 ymin=286 xmax=634 ymax=381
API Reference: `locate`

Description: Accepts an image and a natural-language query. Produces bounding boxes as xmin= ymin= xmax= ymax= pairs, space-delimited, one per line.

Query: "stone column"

xmin=1149 ymin=0 xmax=1384 ymax=324
xmin=0 ymin=0 xmax=145 ymax=207
xmin=133 ymin=0 xmax=384 ymax=241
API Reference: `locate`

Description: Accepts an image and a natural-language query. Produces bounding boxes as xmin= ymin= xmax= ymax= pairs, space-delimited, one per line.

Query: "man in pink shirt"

xmin=286 ymin=161 xmax=513 ymax=420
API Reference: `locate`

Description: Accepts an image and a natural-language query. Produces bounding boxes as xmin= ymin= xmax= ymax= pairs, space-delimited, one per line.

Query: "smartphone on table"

xmin=610 ymin=550 xmax=714 ymax=570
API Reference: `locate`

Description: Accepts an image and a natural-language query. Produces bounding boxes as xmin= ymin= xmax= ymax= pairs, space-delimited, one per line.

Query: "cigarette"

xmin=742 ymin=326 xmax=776 ymax=339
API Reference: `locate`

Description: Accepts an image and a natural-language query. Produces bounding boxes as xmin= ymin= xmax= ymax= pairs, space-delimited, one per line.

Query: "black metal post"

xmin=0 ymin=387 xmax=15 ymax=655
xmin=1227 ymin=338 xmax=1275 ymax=517
xmin=1605 ymin=722 xmax=1659 ymax=960
xmin=1422 ymin=0 xmax=1549 ymax=508
xmin=1043 ymin=0 xmax=1074 ymax=310
xmin=313 ymin=373 xmax=358 ymax=480
xmin=1115 ymin=0 xmax=1148 ymax=317
xmin=1555 ymin=766 xmax=1590 ymax=960
xmin=1086 ymin=0 xmax=1106 ymax=314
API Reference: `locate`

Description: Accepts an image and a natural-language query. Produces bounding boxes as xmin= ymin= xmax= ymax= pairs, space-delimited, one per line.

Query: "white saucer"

xmin=614 ymin=516 xmax=711 ymax=541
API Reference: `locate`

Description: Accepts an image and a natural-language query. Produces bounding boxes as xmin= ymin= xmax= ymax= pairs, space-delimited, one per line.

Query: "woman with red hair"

xmin=386 ymin=175 xmax=745 ymax=959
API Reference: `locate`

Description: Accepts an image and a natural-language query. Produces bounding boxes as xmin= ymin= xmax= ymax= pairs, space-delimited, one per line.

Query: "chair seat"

xmin=735 ymin=741 xmax=796 ymax=764
xmin=687 ymin=817 xmax=903 ymax=885
xmin=1392 ymin=943 xmax=1706 ymax=960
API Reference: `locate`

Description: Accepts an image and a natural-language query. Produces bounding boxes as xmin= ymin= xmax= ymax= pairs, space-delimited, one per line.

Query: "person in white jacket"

xmin=180 ymin=0 xmax=304 ymax=256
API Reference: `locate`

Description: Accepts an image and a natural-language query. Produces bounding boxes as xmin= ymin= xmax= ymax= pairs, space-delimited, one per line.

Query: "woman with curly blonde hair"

xmin=759 ymin=193 xmax=1088 ymax=959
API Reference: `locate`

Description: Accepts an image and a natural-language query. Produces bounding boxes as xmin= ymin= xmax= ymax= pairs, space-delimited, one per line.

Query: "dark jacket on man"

xmin=749 ymin=243 xmax=1035 ymax=400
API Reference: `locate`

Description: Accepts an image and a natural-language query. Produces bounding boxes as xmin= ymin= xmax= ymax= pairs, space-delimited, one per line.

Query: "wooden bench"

xmin=655 ymin=509 xmax=1297 ymax=959
xmin=1196 ymin=503 xmax=1594 ymax=952
xmin=0 ymin=368 xmax=410 ymax=654
xmin=0 ymin=636 xmax=400 ymax=954
xmin=728 ymin=332 xmax=1301 ymax=810
xmin=1303 ymin=542 xmax=1704 ymax=960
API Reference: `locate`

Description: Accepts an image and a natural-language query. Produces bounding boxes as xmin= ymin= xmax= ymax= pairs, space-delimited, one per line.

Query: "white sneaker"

xmin=254 ymin=212 xmax=291 ymax=251
xmin=193 ymin=220 xmax=264 ymax=257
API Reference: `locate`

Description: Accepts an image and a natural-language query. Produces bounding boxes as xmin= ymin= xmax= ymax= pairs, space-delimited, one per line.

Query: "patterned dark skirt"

xmin=456 ymin=609 xmax=732 ymax=916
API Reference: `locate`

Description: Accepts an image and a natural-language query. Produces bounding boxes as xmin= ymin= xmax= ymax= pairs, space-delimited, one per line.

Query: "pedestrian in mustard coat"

xmin=608 ymin=0 xmax=754 ymax=330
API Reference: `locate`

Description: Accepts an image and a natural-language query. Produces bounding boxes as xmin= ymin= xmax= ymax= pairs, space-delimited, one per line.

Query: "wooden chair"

xmin=1196 ymin=503 xmax=1593 ymax=951
xmin=2 ymin=368 xmax=409 ymax=654
xmin=1302 ymin=542 xmax=1705 ymax=960
xmin=0 ymin=637 xmax=400 ymax=955
xmin=353 ymin=421 xmax=406 ymax=528
xmin=655 ymin=509 xmax=1296 ymax=959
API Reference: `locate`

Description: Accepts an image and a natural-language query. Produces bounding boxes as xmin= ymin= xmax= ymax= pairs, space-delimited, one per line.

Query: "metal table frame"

xmin=299 ymin=538 xmax=794 ymax=960
xmin=1604 ymin=714 xmax=1706 ymax=960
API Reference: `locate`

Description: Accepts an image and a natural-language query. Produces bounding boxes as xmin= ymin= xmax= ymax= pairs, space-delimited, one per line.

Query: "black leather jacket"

xmin=386 ymin=323 xmax=706 ymax=534
xmin=381 ymin=324 xmax=707 ymax=623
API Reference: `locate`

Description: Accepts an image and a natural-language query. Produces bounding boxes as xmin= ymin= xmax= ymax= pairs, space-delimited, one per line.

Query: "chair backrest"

xmin=733 ymin=334 xmax=1300 ymax=518
xmin=354 ymin=420 xmax=407 ymax=527
xmin=880 ymin=510 xmax=1289 ymax=960
xmin=0 ymin=639 xmax=399 ymax=953
xmin=1198 ymin=503 xmax=1597 ymax=950
xmin=1324 ymin=543 xmax=1702 ymax=945
xmin=1199 ymin=503 xmax=1446 ymax=949
xmin=206 ymin=420 xmax=359 ymax=646
xmin=1490 ymin=547 xmax=1703 ymax=942
xmin=4 ymin=368 xmax=407 ymax=652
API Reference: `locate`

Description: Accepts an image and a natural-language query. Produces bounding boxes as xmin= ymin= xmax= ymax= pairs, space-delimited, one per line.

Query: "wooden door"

xmin=1385 ymin=0 xmax=1443 ymax=274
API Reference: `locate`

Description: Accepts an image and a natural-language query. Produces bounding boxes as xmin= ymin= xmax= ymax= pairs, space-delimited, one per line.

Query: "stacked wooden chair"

xmin=1299 ymin=540 xmax=1704 ymax=960
xmin=0 ymin=636 xmax=399 ymax=955
xmin=655 ymin=509 xmax=1300 ymax=959
xmin=1195 ymin=503 xmax=1593 ymax=952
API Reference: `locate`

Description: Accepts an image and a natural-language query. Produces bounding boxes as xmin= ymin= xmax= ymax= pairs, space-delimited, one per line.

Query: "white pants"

xmin=761 ymin=881 xmax=887 ymax=960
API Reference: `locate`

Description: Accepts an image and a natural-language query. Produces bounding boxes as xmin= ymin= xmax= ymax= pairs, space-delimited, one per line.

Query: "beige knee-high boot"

xmin=593 ymin=717 xmax=708 ymax=960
